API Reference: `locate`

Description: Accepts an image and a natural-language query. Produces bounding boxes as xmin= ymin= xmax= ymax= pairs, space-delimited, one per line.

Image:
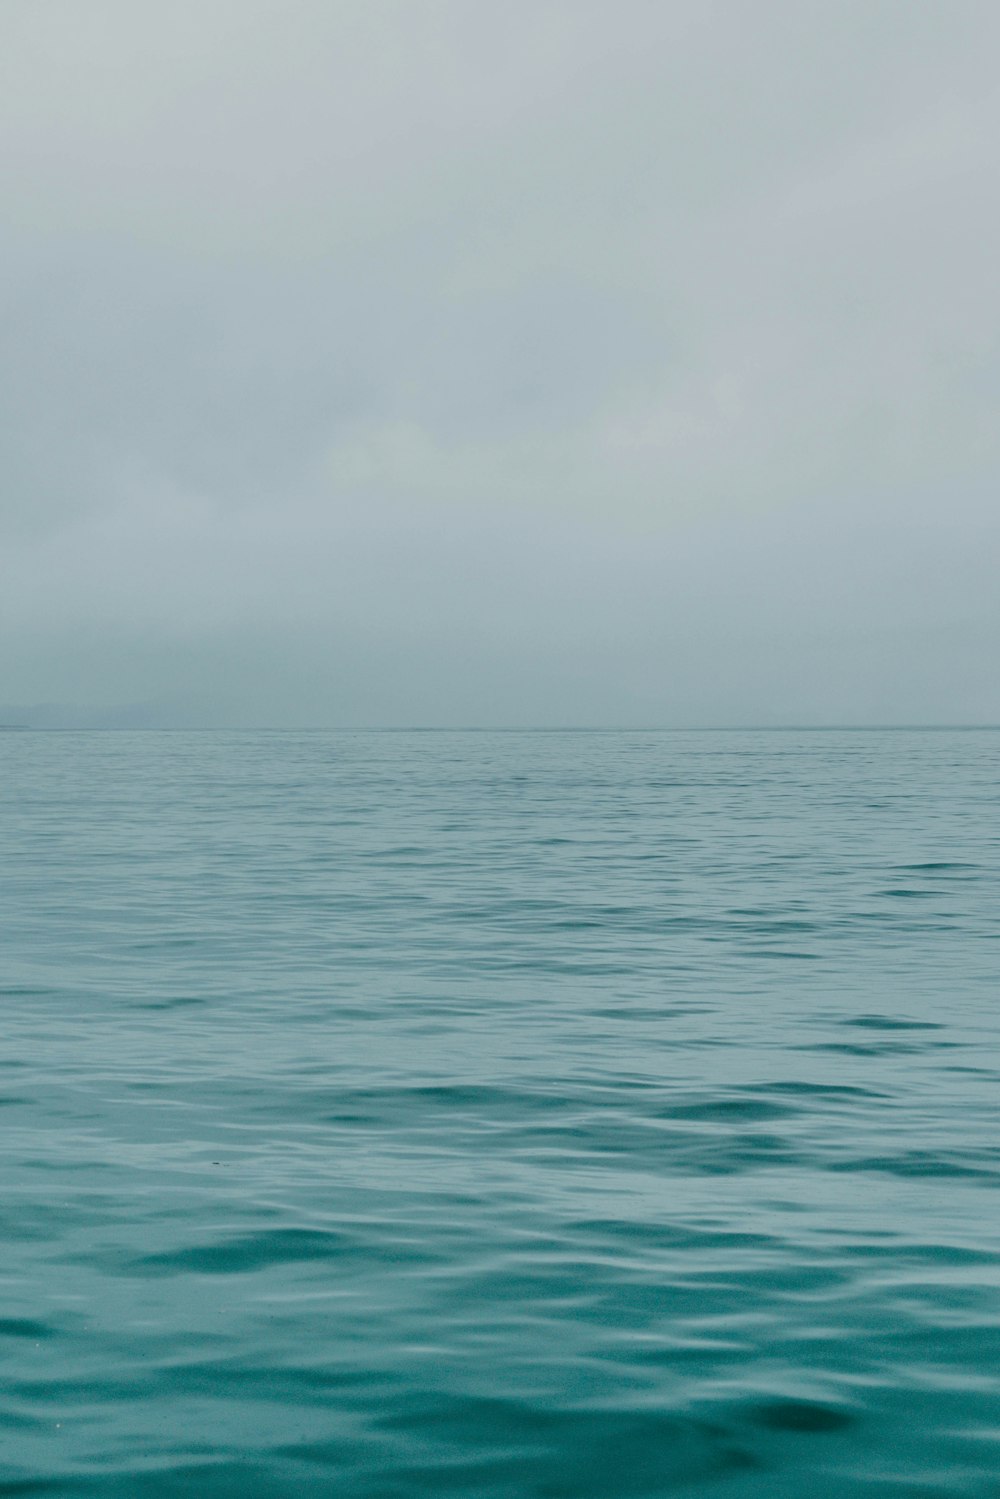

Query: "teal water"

xmin=1 ymin=729 xmax=999 ymax=1497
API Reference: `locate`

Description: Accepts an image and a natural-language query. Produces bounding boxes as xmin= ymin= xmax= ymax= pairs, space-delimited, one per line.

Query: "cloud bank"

xmin=2 ymin=0 xmax=998 ymax=724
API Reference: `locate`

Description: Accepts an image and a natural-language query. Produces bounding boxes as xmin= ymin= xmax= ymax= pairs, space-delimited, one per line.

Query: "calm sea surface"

xmin=1 ymin=729 xmax=998 ymax=1497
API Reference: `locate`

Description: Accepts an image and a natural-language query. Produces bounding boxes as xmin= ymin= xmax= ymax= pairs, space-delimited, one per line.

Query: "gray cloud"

xmin=2 ymin=0 xmax=998 ymax=724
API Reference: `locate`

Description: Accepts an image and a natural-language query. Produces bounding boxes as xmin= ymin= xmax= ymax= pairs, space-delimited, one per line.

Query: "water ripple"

xmin=1 ymin=728 xmax=998 ymax=1495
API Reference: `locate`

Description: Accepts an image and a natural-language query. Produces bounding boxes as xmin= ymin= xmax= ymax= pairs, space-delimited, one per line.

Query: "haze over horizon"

xmin=3 ymin=1 xmax=998 ymax=729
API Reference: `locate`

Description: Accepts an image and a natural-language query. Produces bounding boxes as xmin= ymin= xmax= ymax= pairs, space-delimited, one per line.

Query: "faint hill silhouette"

xmin=0 ymin=700 xmax=202 ymax=729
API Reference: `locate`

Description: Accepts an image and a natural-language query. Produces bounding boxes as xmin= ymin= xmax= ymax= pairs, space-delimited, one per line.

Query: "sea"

xmin=1 ymin=728 xmax=998 ymax=1497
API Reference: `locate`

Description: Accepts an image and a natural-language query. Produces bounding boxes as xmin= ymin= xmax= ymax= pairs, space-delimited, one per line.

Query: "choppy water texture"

xmin=2 ymin=729 xmax=999 ymax=1497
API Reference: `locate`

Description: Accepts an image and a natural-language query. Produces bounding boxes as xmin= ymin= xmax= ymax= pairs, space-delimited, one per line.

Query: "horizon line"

xmin=3 ymin=723 xmax=999 ymax=734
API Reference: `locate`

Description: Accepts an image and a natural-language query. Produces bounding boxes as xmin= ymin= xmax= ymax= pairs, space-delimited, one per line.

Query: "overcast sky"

xmin=2 ymin=0 xmax=998 ymax=726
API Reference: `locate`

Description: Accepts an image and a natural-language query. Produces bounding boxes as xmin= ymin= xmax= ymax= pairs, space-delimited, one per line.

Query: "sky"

xmin=2 ymin=0 xmax=998 ymax=727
